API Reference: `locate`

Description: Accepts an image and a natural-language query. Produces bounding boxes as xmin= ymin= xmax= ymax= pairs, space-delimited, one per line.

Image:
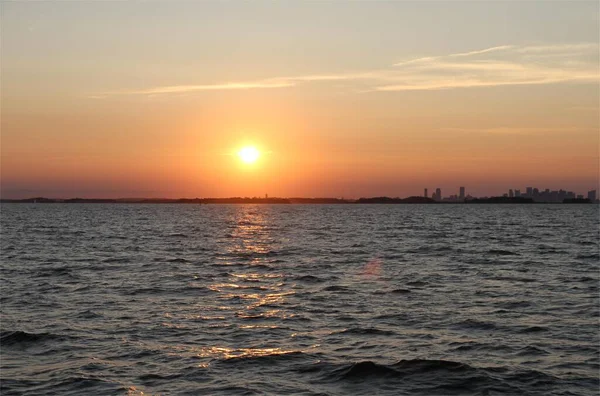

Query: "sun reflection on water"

xmin=220 ymin=207 xmax=281 ymax=264
xmin=194 ymin=346 xmax=300 ymax=360
xmin=198 ymin=206 xmax=301 ymax=362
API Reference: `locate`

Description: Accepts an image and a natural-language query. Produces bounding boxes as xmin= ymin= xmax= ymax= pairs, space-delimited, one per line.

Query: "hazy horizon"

xmin=0 ymin=187 xmax=596 ymax=201
xmin=2 ymin=1 xmax=599 ymax=199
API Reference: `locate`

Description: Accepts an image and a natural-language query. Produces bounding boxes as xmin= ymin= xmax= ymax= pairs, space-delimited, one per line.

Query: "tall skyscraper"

xmin=526 ymin=187 xmax=533 ymax=196
xmin=509 ymin=189 xmax=514 ymax=198
xmin=424 ymin=188 xmax=428 ymax=198
xmin=515 ymin=189 xmax=521 ymax=197
xmin=435 ymin=188 xmax=442 ymax=201
xmin=459 ymin=187 xmax=465 ymax=200
xmin=588 ymin=190 xmax=597 ymax=202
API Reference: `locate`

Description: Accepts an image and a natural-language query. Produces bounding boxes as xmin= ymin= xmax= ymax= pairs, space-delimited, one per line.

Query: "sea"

xmin=1 ymin=203 xmax=598 ymax=395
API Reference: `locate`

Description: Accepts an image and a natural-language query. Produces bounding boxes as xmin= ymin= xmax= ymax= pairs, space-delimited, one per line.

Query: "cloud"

xmin=392 ymin=45 xmax=515 ymax=66
xmin=374 ymin=72 xmax=598 ymax=92
xmin=450 ymin=45 xmax=515 ymax=58
xmin=380 ymin=43 xmax=599 ymax=91
xmin=514 ymin=43 xmax=598 ymax=54
xmin=97 ymin=43 xmax=599 ymax=96
xmin=100 ymin=72 xmax=376 ymax=96
xmin=112 ymin=80 xmax=295 ymax=95
xmin=438 ymin=126 xmax=597 ymax=135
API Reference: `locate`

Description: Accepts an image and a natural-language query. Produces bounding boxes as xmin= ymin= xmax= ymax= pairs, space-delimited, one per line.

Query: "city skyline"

xmin=424 ymin=185 xmax=598 ymax=203
xmin=1 ymin=185 xmax=597 ymax=203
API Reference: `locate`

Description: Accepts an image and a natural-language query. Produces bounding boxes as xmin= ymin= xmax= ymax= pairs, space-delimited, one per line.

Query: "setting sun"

xmin=238 ymin=146 xmax=260 ymax=164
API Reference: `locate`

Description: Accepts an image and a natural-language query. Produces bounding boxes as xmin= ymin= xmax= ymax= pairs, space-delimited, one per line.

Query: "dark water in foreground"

xmin=1 ymin=203 xmax=598 ymax=395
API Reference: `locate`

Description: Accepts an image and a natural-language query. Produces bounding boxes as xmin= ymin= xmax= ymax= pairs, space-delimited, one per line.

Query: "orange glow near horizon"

xmin=1 ymin=2 xmax=598 ymax=199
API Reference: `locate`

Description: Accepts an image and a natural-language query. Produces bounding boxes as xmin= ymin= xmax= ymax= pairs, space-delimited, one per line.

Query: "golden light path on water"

xmin=135 ymin=205 xmax=397 ymax=382
xmin=156 ymin=206 xmax=316 ymax=369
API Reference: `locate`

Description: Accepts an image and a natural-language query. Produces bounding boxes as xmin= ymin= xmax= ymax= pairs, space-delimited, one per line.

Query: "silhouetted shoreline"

xmin=0 ymin=196 xmax=594 ymax=204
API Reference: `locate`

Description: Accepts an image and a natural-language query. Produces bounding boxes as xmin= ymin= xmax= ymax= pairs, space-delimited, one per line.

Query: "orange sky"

xmin=1 ymin=2 xmax=599 ymax=198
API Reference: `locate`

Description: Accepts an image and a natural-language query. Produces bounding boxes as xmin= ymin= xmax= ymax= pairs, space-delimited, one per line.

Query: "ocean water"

xmin=1 ymin=203 xmax=598 ymax=395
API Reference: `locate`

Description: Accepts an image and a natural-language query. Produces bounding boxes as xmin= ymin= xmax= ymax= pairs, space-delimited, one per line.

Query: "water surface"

xmin=1 ymin=204 xmax=598 ymax=395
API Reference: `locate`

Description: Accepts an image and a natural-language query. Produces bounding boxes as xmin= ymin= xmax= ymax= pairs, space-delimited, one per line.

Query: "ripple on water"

xmin=1 ymin=204 xmax=598 ymax=395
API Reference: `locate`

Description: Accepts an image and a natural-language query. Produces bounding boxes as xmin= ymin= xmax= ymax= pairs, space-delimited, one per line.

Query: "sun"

xmin=238 ymin=146 xmax=260 ymax=164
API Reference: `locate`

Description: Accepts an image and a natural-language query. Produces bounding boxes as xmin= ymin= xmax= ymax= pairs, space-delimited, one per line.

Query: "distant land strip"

xmin=0 ymin=196 xmax=594 ymax=204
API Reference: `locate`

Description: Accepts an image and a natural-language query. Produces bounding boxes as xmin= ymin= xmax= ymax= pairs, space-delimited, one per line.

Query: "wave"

xmin=577 ymin=253 xmax=599 ymax=260
xmin=218 ymin=350 xmax=313 ymax=365
xmin=326 ymin=359 xmax=475 ymax=381
xmin=450 ymin=342 xmax=513 ymax=353
xmin=294 ymin=275 xmax=325 ymax=283
xmin=496 ymin=300 xmax=532 ymax=309
xmin=123 ymin=287 xmax=166 ymax=295
xmin=332 ymin=361 xmax=400 ymax=378
xmin=487 ymin=249 xmax=520 ymax=256
xmin=0 ymin=377 xmax=127 ymax=396
xmin=102 ymin=257 xmax=131 ymax=263
xmin=406 ymin=280 xmax=428 ymax=287
xmin=195 ymin=385 xmax=262 ymax=394
xmin=577 ymin=276 xmax=596 ymax=282
xmin=407 ymin=245 xmax=454 ymax=254
xmin=138 ymin=373 xmax=183 ymax=382
xmin=33 ymin=267 xmax=79 ymax=279
xmin=0 ymin=330 xmax=65 ymax=347
xmin=332 ymin=327 xmax=396 ymax=336
xmin=537 ymin=245 xmax=568 ymax=254
xmin=391 ymin=288 xmax=412 ymax=294
xmin=76 ymin=309 xmax=103 ymax=319
xmin=492 ymin=276 xmax=536 ymax=283
xmin=515 ymin=345 xmax=550 ymax=356
xmin=42 ymin=376 xmax=126 ymax=394
xmin=167 ymin=258 xmax=189 ymax=263
xmin=322 ymin=285 xmax=351 ymax=292
xmin=106 ymin=235 xmax=127 ymax=239
xmin=166 ymin=233 xmax=188 ymax=238
xmin=452 ymin=319 xmax=500 ymax=331
xmin=317 ymin=359 xmax=562 ymax=394
xmin=517 ymin=325 xmax=548 ymax=333
xmin=218 ymin=250 xmax=286 ymax=260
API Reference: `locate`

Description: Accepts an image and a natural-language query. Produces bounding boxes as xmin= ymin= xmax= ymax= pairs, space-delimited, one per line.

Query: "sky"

xmin=1 ymin=1 xmax=599 ymax=199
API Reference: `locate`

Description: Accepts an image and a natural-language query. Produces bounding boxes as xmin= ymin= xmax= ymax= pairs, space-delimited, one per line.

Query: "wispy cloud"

xmin=391 ymin=44 xmax=515 ymax=66
xmin=96 ymin=43 xmax=599 ymax=97
xmin=100 ymin=73 xmax=375 ymax=96
xmin=379 ymin=43 xmax=599 ymax=91
xmin=438 ymin=126 xmax=598 ymax=135
xmin=450 ymin=45 xmax=515 ymax=58
xmin=110 ymin=80 xmax=295 ymax=95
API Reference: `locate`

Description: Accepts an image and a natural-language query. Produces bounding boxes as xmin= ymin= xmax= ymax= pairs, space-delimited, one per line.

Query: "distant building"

xmin=496 ymin=186 xmax=593 ymax=203
xmin=424 ymin=188 xmax=428 ymax=198
xmin=459 ymin=187 xmax=465 ymax=200
xmin=435 ymin=188 xmax=441 ymax=201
